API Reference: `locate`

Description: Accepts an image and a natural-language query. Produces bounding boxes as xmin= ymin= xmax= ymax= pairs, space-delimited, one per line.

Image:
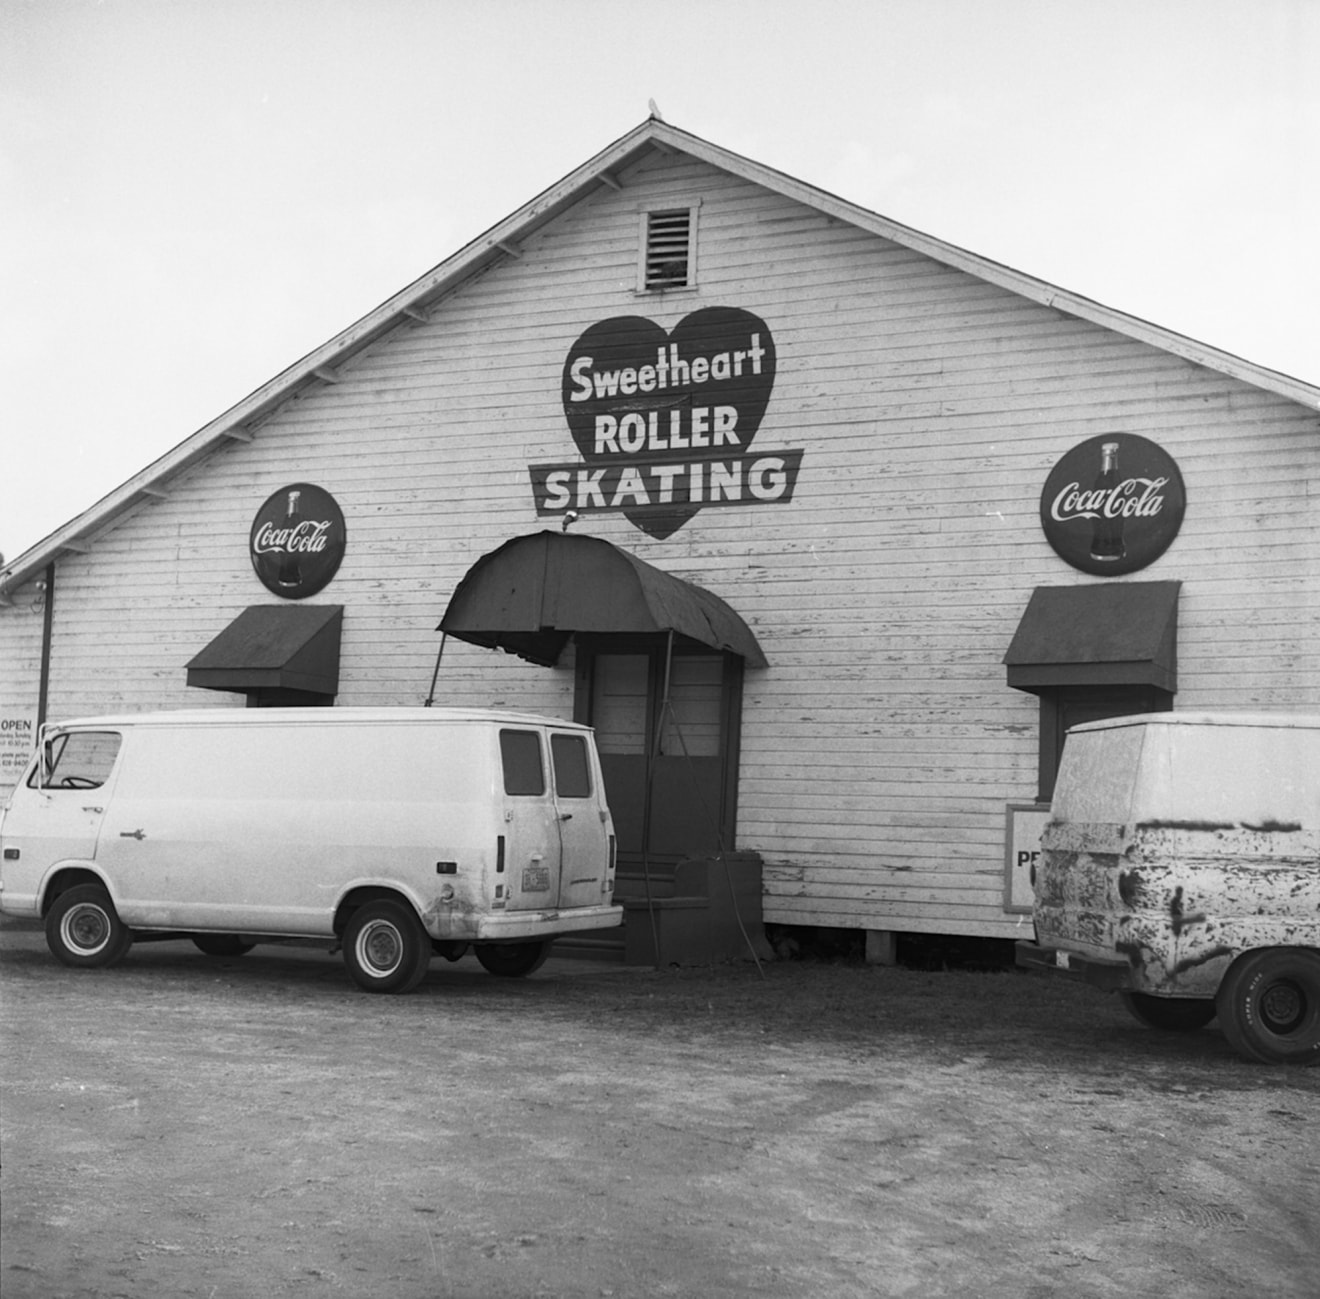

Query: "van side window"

xmin=551 ymin=733 xmax=592 ymax=798
xmin=500 ymin=730 xmax=546 ymax=796
xmin=32 ymin=731 xmax=121 ymax=791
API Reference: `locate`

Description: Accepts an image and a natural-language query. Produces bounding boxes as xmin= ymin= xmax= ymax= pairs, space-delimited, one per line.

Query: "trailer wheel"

xmin=1119 ymin=991 xmax=1216 ymax=1031
xmin=46 ymin=884 xmax=134 ymax=969
xmin=342 ymin=901 xmax=431 ymax=994
xmin=475 ymin=940 xmax=552 ymax=978
xmin=1215 ymin=949 xmax=1320 ymax=1066
xmin=192 ymin=935 xmax=255 ymax=957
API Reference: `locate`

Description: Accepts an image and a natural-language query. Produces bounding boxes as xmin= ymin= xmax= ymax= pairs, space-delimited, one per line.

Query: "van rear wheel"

xmin=342 ymin=901 xmax=431 ymax=994
xmin=475 ymin=940 xmax=552 ymax=978
xmin=1119 ymin=991 xmax=1216 ymax=1032
xmin=1216 ymin=949 xmax=1320 ymax=1065
xmin=46 ymin=884 xmax=133 ymax=969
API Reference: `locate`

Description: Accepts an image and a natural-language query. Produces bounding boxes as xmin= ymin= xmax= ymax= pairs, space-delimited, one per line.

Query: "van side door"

xmin=93 ymin=725 xmax=337 ymax=934
xmin=549 ymin=730 xmax=611 ymax=910
xmin=0 ymin=730 xmax=122 ymax=908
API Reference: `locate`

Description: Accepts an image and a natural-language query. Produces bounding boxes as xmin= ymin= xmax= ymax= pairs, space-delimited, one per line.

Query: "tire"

xmin=1120 ymin=991 xmax=1217 ymax=1032
xmin=192 ymin=935 xmax=255 ymax=957
xmin=45 ymin=884 xmax=134 ymax=969
xmin=342 ymin=900 xmax=432 ymax=994
xmin=474 ymin=940 xmax=552 ymax=978
xmin=1215 ymin=948 xmax=1320 ymax=1066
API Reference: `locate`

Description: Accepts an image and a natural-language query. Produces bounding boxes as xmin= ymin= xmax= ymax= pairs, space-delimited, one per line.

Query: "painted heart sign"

xmin=528 ymin=307 xmax=803 ymax=539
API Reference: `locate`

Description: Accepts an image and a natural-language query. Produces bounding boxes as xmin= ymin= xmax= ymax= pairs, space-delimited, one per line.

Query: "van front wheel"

xmin=1216 ymin=949 xmax=1320 ymax=1066
xmin=342 ymin=901 xmax=431 ymax=994
xmin=46 ymin=884 xmax=133 ymax=969
xmin=1119 ymin=991 xmax=1216 ymax=1032
xmin=475 ymin=940 xmax=552 ymax=978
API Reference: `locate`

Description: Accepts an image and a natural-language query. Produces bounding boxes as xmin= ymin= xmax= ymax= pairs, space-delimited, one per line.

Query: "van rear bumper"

xmin=463 ymin=904 xmax=624 ymax=942
xmin=1015 ymin=940 xmax=1131 ymax=991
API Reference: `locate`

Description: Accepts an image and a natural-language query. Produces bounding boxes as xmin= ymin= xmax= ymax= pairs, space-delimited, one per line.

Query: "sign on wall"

xmin=1040 ymin=434 xmax=1185 ymax=576
xmin=250 ymin=483 xmax=347 ymax=599
xmin=1004 ymin=802 xmax=1051 ymax=913
xmin=529 ymin=307 xmax=804 ymax=539
xmin=0 ymin=709 xmax=37 ymax=785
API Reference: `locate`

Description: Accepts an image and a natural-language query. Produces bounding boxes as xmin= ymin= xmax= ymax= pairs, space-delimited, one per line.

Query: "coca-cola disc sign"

xmin=250 ymin=483 xmax=347 ymax=599
xmin=1040 ymin=434 xmax=1185 ymax=576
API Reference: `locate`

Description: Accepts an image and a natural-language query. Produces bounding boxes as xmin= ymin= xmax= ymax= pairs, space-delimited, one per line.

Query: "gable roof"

xmin=4 ymin=117 xmax=1317 ymax=599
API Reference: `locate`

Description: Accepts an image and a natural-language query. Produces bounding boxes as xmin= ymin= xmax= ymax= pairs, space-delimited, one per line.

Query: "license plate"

xmin=1056 ymin=951 xmax=1071 ymax=970
xmin=522 ymin=865 xmax=551 ymax=893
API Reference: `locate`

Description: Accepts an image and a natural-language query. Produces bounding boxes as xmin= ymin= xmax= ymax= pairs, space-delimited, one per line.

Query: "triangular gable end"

xmin=3 ymin=116 xmax=1317 ymax=599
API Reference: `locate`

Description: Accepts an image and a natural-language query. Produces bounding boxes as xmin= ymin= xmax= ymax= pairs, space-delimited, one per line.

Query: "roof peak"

xmin=3 ymin=117 xmax=1316 ymax=594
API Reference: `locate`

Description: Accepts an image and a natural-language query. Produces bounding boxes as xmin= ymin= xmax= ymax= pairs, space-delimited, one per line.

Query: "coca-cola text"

xmin=1050 ymin=477 xmax=1170 ymax=523
xmin=252 ymin=520 xmax=333 ymax=556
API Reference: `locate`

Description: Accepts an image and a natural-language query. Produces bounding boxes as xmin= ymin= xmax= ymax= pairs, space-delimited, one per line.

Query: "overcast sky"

xmin=3 ymin=0 xmax=1316 ymax=562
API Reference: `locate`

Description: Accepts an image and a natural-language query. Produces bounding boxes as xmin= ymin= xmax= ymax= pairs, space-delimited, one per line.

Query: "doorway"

xmin=574 ymin=634 xmax=743 ymax=875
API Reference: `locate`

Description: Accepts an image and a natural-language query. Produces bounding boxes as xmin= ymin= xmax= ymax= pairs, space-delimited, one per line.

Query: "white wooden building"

xmin=3 ymin=119 xmax=1318 ymax=962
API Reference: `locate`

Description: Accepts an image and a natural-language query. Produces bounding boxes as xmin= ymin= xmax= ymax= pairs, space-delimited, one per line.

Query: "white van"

xmin=1016 ymin=712 xmax=1320 ymax=1064
xmin=0 ymin=708 xmax=620 ymax=993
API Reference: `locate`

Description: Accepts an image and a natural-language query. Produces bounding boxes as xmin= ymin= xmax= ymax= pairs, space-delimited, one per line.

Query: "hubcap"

xmin=358 ymin=920 xmax=403 ymax=976
xmin=64 ymin=904 xmax=111 ymax=955
xmin=1260 ymin=979 xmax=1305 ymax=1033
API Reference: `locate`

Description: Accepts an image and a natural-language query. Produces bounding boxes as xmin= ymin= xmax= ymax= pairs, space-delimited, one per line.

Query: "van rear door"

xmin=497 ymin=726 xmax=612 ymax=913
xmin=498 ymin=727 xmax=563 ymax=911
xmin=549 ymin=730 xmax=611 ymax=910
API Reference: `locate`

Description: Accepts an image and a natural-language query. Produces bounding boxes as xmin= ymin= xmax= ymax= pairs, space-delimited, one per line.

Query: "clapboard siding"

xmin=3 ymin=146 xmax=1317 ymax=942
xmin=0 ymin=584 xmax=45 ymax=782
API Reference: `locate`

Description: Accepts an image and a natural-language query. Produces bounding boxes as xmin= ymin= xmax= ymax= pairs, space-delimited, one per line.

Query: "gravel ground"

xmin=2 ymin=918 xmax=1318 ymax=1298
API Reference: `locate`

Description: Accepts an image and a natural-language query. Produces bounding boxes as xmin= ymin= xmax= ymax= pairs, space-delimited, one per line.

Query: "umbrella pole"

xmin=424 ymin=632 xmax=448 ymax=706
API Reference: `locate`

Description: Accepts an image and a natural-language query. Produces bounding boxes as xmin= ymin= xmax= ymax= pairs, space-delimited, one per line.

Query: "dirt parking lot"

xmin=1 ymin=918 xmax=1317 ymax=1299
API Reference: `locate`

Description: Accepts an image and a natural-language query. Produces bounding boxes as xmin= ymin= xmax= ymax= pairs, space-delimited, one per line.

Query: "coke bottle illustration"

xmin=277 ymin=489 xmax=303 ymax=588
xmin=1089 ymin=441 xmax=1126 ymax=563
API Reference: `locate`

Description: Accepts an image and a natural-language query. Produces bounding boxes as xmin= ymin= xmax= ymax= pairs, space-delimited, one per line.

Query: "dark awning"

xmin=439 ymin=531 xmax=767 ymax=668
xmin=1004 ymin=581 xmax=1180 ymax=693
xmin=186 ymin=604 xmax=343 ymax=694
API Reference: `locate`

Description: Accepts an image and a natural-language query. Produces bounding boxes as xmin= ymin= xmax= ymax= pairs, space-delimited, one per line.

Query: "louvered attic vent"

xmin=642 ymin=208 xmax=693 ymax=290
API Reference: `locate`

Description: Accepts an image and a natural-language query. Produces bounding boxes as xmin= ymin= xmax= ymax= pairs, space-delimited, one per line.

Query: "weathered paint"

xmin=1035 ymin=820 xmax=1320 ymax=996
xmin=1031 ymin=713 xmax=1320 ymax=998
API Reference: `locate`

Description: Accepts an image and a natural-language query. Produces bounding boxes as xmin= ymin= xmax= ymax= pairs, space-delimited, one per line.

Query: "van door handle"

xmin=119 ymin=829 xmax=146 ymax=841
xmin=82 ymin=806 xmax=104 ymax=814
xmin=559 ymin=813 xmax=573 ymax=821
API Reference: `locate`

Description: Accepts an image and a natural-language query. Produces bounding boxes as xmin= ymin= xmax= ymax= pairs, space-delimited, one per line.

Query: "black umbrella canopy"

xmin=439 ymin=531 xmax=767 ymax=668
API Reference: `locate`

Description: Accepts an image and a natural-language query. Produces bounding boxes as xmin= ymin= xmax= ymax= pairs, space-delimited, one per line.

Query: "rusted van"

xmin=1016 ymin=712 xmax=1320 ymax=1064
xmin=0 ymin=708 xmax=620 ymax=992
